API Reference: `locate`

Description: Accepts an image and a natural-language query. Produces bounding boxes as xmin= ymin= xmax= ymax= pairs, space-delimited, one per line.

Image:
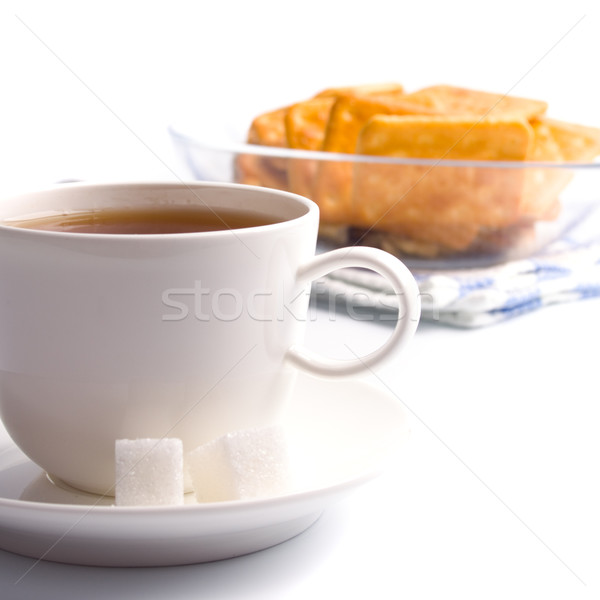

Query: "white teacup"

xmin=0 ymin=181 xmax=420 ymax=494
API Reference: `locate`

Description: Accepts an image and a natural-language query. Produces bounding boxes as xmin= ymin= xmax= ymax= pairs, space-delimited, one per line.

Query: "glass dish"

xmin=169 ymin=123 xmax=600 ymax=269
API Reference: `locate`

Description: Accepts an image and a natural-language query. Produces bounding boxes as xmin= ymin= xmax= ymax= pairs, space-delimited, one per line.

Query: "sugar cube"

xmin=115 ymin=438 xmax=184 ymax=506
xmin=187 ymin=426 xmax=290 ymax=503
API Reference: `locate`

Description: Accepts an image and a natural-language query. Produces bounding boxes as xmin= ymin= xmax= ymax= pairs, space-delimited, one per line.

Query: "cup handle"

xmin=285 ymin=246 xmax=420 ymax=376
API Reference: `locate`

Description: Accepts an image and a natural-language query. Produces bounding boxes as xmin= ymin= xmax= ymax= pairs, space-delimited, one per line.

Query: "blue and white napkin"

xmin=318 ymin=209 xmax=600 ymax=328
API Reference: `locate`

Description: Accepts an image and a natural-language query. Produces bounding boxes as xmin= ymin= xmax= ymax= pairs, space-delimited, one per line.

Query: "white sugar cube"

xmin=187 ymin=426 xmax=290 ymax=503
xmin=115 ymin=438 xmax=184 ymax=506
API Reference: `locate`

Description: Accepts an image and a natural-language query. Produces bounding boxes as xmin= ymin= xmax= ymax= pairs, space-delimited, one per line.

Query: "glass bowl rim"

xmin=169 ymin=125 xmax=600 ymax=171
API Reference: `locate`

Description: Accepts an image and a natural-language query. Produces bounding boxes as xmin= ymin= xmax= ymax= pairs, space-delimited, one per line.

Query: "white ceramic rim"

xmin=0 ymin=180 xmax=318 ymax=241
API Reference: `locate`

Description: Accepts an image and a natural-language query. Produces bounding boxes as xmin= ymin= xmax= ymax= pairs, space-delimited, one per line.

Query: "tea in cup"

xmin=0 ymin=181 xmax=420 ymax=494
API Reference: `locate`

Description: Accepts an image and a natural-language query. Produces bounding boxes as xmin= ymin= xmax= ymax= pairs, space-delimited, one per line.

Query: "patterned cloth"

xmin=318 ymin=209 xmax=600 ymax=328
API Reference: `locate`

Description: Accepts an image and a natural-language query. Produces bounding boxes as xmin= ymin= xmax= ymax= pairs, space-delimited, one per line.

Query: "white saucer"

xmin=0 ymin=373 xmax=409 ymax=567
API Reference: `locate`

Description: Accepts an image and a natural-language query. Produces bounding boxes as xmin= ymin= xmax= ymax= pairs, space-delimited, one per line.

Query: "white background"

xmin=1 ymin=2 xmax=600 ymax=599
xmin=1 ymin=1 xmax=599 ymax=192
